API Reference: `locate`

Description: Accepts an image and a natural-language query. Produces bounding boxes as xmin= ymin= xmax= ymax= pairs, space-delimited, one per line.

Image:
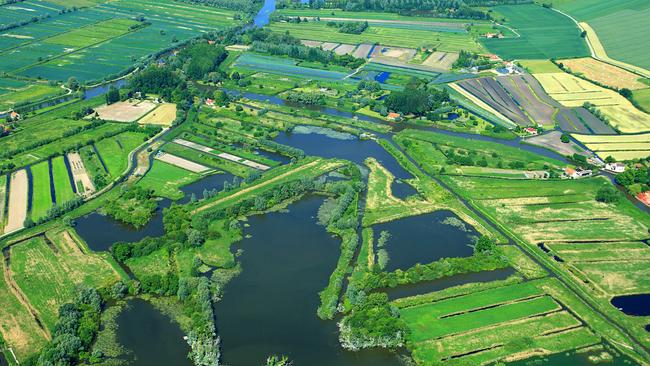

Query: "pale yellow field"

xmin=558 ymin=57 xmax=647 ymax=90
xmin=572 ymin=133 xmax=650 ymax=161
xmin=138 ymin=103 xmax=177 ymax=126
xmin=535 ymin=73 xmax=650 ymax=133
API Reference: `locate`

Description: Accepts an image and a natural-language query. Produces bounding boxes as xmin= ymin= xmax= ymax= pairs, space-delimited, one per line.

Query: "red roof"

xmin=638 ymin=192 xmax=650 ymax=206
xmin=387 ymin=112 xmax=400 ymax=119
xmin=565 ymin=167 xmax=576 ymax=175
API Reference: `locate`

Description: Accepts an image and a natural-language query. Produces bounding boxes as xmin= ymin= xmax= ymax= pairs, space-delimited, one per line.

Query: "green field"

xmin=233 ymin=53 xmax=349 ymax=81
xmin=29 ymin=161 xmax=53 ymax=221
xmin=10 ymin=231 xmax=122 ymax=330
xmin=482 ymin=4 xmax=589 ymax=59
xmin=632 ymin=88 xmax=650 ymax=112
xmin=51 ymin=156 xmax=76 ymax=203
xmin=269 ymin=21 xmax=484 ymax=53
xmin=0 ymin=83 xmax=64 ymax=112
xmin=137 ymin=160 xmax=201 ymax=200
xmin=1 ymin=0 xmax=238 ymax=82
xmin=556 ymin=0 xmax=650 ymax=70
xmin=94 ymin=131 xmax=146 ymax=178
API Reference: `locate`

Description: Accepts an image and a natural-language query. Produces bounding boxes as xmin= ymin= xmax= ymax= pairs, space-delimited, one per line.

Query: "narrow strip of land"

xmin=4 ymin=170 xmax=28 ymax=233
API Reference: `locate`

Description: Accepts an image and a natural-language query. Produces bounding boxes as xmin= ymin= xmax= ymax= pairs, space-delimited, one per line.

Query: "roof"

xmin=387 ymin=112 xmax=400 ymax=119
xmin=564 ymin=167 xmax=576 ymax=175
xmin=637 ymin=192 xmax=650 ymax=206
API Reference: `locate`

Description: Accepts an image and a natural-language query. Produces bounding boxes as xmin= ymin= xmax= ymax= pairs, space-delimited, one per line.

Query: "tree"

xmin=560 ymin=133 xmax=570 ymax=143
xmin=213 ymin=89 xmax=228 ymax=105
xmin=595 ymin=186 xmax=620 ymax=203
xmin=67 ymin=77 xmax=80 ymax=91
xmin=106 ymin=86 xmax=120 ymax=105
xmin=619 ymin=88 xmax=632 ymax=99
xmin=474 ymin=235 xmax=496 ymax=254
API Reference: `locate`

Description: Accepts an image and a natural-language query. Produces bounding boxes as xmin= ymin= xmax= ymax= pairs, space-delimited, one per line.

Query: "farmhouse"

xmin=9 ymin=111 xmax=20 ymax=121
xmin=605 ymin=162 xmax=626 ymax=173
xmin=564 ymin=167 xmax=592 ymax=179
xmin=524 ymin=127 xmax=538 ymax=135
xmin=206 ymin=98 xmax=215 ymax=106
xmin=387 ymin=112 xmax=401 ymax=121
xmin=637 ymin=191 xmax=650 ymax=207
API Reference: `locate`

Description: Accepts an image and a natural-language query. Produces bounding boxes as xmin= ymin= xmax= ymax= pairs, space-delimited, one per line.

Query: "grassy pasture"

xmin=558 ymin=57 xmax=648 ymax=90
xmin=481 ymin=4 xmax=589 ymax=59
xmin=269 ymin=21 xmax=483 ymax=53
xmin=534 ymin=72 xmax=650 ymax=133
xmin=572 ymin=133 xmax=650 ymax=161
xmin=94 ymin=131 xmax=147 ymax=178
xmin=518 ymin=59 xmax=563 ymax=74
xmin=0 ymin=83 xmax=63 ymax=112
xmin=52 ymin=156 xmax=75 ymax=203
xmin=136 ymin=160 xmax=200 ymax=200
xmin=275 ymin=9 xmax=474 ymax=23
xmin=29 ymin=161 xmax=53 ymax=221
xmin=0 ymin=174 xmax=6 ymax=228
xmin=632 ymin=88 xmax=650 ymax=112
xmin=9 ymin=231 xmax=123 ymax=330
xmin=138 ymin=103 xmax=177 ymax=126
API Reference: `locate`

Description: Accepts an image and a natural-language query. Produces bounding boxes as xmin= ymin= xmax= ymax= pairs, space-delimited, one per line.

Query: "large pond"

xmin=611 ymin=294 xmax=650 ymax=316
xmin=372 ymin=211 xmax=478 ymax=272
xmin=115 ymin=299 xmax=192 ymax=366
xmin=214 ymin=196 xmax=400 ymax=366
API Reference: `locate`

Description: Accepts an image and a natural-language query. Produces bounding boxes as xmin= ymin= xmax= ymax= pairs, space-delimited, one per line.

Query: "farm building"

xmin=524 ymin=127 xmax=538 ymax=135
xmin=604 ymin=162 xmax=626 ymax=173
xmin=564 ymin=167 xmax=592 ymax=179
xmin=9 ymin=111 xmax=20 ymax=121
xmin=637 ymin=192 xmax=650 ymax=207
xmin=387 ymin=112 xmax=401 ymax=121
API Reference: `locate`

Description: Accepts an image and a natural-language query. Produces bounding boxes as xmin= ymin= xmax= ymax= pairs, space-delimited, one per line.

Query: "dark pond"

xmin=0 ymin=353 xmax=8 ymax=366
xmin=391 ymin=179 xmax=418 ymax=200
xmin=611 ymin=294 xmax=650 ymax=316
xmin=507 ymin=347 xmax=640 ymax=366
xmin=116 ymin=299 xmax=191 ymax=366
xmin=372 ymin=211 xmax=478 ymax=272
xmin=76 ymin=172 xmax=235 ymax=251
xmin=274 ymin=128 xmax=413 ymax=180
xmin=385 ymin=268 xmax=516 ymax=300
xmin=214 ymin=196 xmax=400 ymax=366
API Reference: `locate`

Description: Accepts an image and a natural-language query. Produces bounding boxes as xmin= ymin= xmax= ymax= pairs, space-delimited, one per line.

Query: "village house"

xmin=524 ymin=127 xmax=538 ymax=135
xmin=206 ymin=98 xmax=215 ymax=106
xmin=604 ymin=162 xmax=626 ymax=173
xmin=9 ymin=111 xmax=20 ymax=121
xmin=387 ymin=112 xmax=401 ymax=122
xmin=564 ymin=167 xmax=592 ymax=179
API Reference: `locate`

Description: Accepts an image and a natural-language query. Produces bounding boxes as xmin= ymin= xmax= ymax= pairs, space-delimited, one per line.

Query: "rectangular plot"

xmin=352 ymin=43 xmax=373 ymax=58
xmin=0 ymin=174 xmax=6 ymax=230
xmin=403 ymin=295 xmax=559 ymax=341
xmin=333 ymin=43 xmax=355 ymax=55
xmin=574 ymin=261 xmax=650 ymax=295
xmin=155 ymin=152 xmax=211 ymax=173
xmin=4 ymin=169 xmax=28 ymax=233
xmin=52 ymin=156 xmax=77 ymax=202
xmin=29 ymin=161 xmax=53 ymax=221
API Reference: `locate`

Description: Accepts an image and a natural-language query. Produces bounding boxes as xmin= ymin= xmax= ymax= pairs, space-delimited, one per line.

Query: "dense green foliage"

xmin=338 ymin=293 xmax=406 ymax=350
xmin=104 ymin=186 xmax=158 ymax=228
xmin=384 ymin=83 xmax=451 ymax=115
xmin=178 ymin=43 xmax=229 ymax=80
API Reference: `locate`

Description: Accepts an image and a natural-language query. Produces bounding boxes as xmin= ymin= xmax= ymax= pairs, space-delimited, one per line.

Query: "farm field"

xmin=155 ymin=152 xmax=211 ymax=173
xmin=534 ymin=72 xmax=650 ymax=133
xmin=1 ymin=0 xmax=239 ymax=82
xmin=558 ymin=57 xmax=648 ymax=90
xmin=9 ymin=230 xmax=123 ymax=330
xmin=138 ymin=103 xmax=177 ymax=126
xmin=518 ymin=60 xmax=563 ymax=74
xmin=51 ymin=156 xmax=76 ymax=203
xmin=93 ymin=131 xmax=148 ymax=178
xmin=29 ymin=161 xmax=53 ymax=222
xmin=556 ymin=0 xmax=650 ymax=71
xmin=571 ymin=133 xmax=650 ymax=161
xmin=398 ymin=279 xmax=599 ymax=365
xmin=632 ymin=88 xmax=650 ymax=113
xmin=93 ymin=100 xmax=157 ymax=122
xmin=269 ymin=21 xmax=484 ymax=53
xmin=441 ymin=175 xmax=650 ymax=298
xmin=275 ymin=9 xmax=476 ymax=24
xmin=136 ymin=160 xmax=201 ymax=200
xmin=4 ymin=169 xmax=28 ymax=233
xmin=481 ymin=4 xmax=589 ymax=59
xmin=233 ymin=53 xmax=349 ymax=81
xmin=0 ymin=83 xmax=64 ymax=112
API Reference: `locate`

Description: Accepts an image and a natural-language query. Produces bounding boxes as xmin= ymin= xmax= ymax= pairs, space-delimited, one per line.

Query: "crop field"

xmin=0 ymin=83 xmax=63 ymax=112
xmin=534 ymin=72 xmax=650 ymax=133
xmin=93 ymin=100 xmax=157 ymax=122
xmin=29 ymin=161 xmax=53 ymax=221
xmin=94 ymin=131 xmax=147 ymax=178
xmin=0 ymin=175 xmax=6 ymax=230
xmin=525 ymin=130 xmax=587 ymax=157
xmin=1 ymin=0 xmax=238 ymax=82
xmin=455 ymin=75 xmax=590 ymax=128
xmin=275 ymin=9 xmax=473 ymax=23
xmin=138 ymin=103 xmax=177 ymax=126
xmin=155 ymin=152 xmax=211 ymax=173
xmin=481 ymin=5 xmax=589 ymax=59
xmin=399 ymin=279 xmax=599 ymax=365
xmin=632 ymin=88 xmax=650 ymax=112
xmin=51 ymin=156 xmax=76 ymax=203
xmin=4 ymin=169 xmax=28 ymax=233
xmin=518 ymin=60 xmax=563 ymax=74
xmin=558 ymin=57 xmax=648 ymax=90
xmin=556 ymin=0 xmax=650 ymax=71
xmin=233 ymin=53 xmax=349 ymax=81
xmin=441 ymin=175 xmax=650 ymax=299
xmin=571 ymin=133 xmax=650 ymax=161
xmin=269 ymin=21 xmax=483 ymax=53
xmin=136 ymin=160 xmax=200 ymax=200
xmin=9 ymin=230 xmax=123 ymax=330
xmin=0 ymin=1 xmax=67 ymax=27
xmin=421 ymin=51 xmax=458 ymax=71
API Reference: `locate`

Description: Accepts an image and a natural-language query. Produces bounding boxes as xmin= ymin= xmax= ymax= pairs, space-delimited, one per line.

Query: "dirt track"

xmin=4 ymin=170 xmax=28 ymax=233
